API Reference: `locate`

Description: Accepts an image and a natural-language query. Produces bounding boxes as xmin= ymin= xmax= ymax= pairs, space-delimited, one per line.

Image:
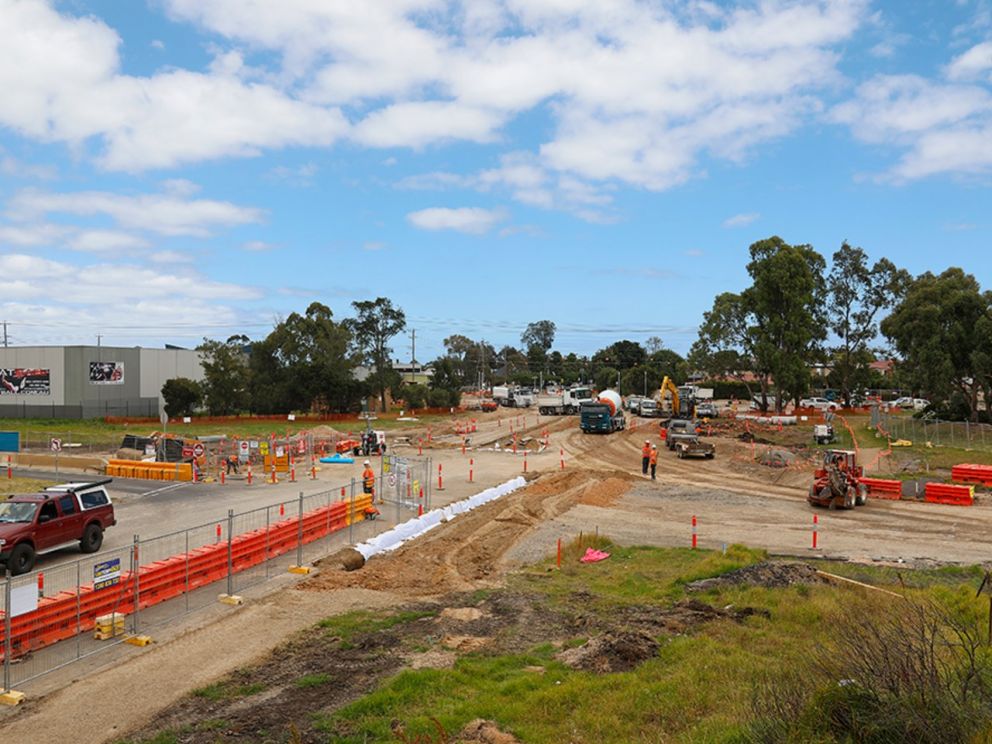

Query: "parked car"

xmin=0 ymin=480 xmax=116 ymax=575
xmin=893 ymin=397 xmax=931 ymax=411
xmin=625 ymin=395 xmax=644 ymax=413
xmin=695 ymin=402 xmax=718 ymax=419
xmin=799 ymin=397 xmax=840 ymax=411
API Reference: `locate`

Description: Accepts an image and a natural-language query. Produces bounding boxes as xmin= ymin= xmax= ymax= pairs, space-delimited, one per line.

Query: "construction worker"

xmin=649 ymin=445 xmax=658 ymax=480
xmin=641 ymin=439 xmax=652 ymax=475
xmin=362 ymin=459 xmax=376 ymax=499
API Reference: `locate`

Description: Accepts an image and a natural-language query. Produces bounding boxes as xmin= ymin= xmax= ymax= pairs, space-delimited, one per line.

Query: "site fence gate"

xmin=380 ymin=454 xmax=432 ymax=519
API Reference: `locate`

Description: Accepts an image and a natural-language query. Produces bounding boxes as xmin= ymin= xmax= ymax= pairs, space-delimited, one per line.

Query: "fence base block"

xmin=125 ymin=635 xmax=153 ymax=647
xmin=0 ymin=690 xmax=25 ymax=706
xmin=218 ymin=594 xmax=244 ymax=606
xmin=288 ymin=565 xmax=312 ymax=575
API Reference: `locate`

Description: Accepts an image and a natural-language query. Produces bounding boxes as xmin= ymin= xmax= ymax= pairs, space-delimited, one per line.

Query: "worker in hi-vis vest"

xmin=641 ymin=440 xmax=652 ymax=475
xmin=362 ymin=460 xmax=375 ymax=499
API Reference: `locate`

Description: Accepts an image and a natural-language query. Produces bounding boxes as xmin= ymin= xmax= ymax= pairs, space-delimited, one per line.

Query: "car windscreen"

xmin=0 ymin=502 xmax=39 ymax=523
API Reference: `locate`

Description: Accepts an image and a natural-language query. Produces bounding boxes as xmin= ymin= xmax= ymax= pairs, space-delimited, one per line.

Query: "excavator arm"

xmin=660 ymin=376 xmax=679 ymax=415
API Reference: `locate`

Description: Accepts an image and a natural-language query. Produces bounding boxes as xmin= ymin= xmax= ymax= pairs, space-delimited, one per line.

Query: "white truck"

xmin=536 ymin=387 xmax=594 ymax=415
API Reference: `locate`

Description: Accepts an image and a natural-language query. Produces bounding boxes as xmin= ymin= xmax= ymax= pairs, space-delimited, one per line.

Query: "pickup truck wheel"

xmin=8 ymin=543 xmax=35 ymax=576
xmin=80 ymin=523 xmax=104 ymax=553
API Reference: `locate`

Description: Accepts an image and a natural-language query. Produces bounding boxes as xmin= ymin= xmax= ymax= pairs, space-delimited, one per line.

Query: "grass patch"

xmin=0 ymin=475 xmax=56 ymax=495
xmin=295 ymin=673 xmax=331 ymax=688
xmin=191 ymin=681 xmax=265 ymax=701
xmin=318 ymin=546 xmax=854 ymax=743
xmin=318 ymin=609 xmax=438 ymax=643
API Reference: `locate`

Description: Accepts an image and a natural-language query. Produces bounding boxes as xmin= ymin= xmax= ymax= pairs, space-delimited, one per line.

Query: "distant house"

xmin=393 ymin=360 xmax=433 ymax=385
xmin=869 ymin=359 xmax=895 ymax=377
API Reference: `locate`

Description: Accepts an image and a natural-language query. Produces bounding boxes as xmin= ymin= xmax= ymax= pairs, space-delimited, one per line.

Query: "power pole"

xmin=409 ymin=329 xmax=416 ymax=383
xmin=2 ymin=321 xmax=7 ymax=348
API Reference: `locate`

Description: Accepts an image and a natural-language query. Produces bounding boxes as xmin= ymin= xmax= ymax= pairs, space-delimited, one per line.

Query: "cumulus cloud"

xmin=0 ymin=0 xmax=870 ymax=197
xmin=407 ymin=207 xmax=507 ymax=234
xmin=831 ymin=68 xmax=992 ymax=181
xmin=7 ymin=186 xmax=264 ymax=237
xmin=0 ymin=0 xmax=347 ymax=170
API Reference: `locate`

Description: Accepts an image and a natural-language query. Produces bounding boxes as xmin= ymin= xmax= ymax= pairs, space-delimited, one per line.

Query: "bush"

xmin=400 ymin=384 xmax=428 ymax=409
xmin=161 ymin=377 xmax=202 ymax=417
xmin=748 ymin=597 xmax=992 ymax=744
xmin=427 ymin=388 xmax=459 ymax=408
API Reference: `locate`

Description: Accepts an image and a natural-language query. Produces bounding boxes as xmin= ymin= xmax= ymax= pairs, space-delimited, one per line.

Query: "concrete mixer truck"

xmin=580 ymin=390 xmax=627 ymax=433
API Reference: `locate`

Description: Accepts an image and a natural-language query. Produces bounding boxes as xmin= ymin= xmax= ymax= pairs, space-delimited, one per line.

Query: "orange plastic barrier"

xmin=0 ymin=495 xmax=372 ymax=659
xmin=924 ymin=482 xmax=975 ymax=506
xmin=951 ymin=464 xmax=992 ymax=487
xmin=860 ymin=477 xmax=902 ymax=500
xmin=106 ymin=459 xmax=193 ymax=482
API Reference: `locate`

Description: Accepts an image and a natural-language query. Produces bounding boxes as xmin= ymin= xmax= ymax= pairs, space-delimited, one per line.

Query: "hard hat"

xmin=364 ymin=460 xmax=370 ymax=466
xmin=645 ymin=439 xmax=650 ymax=443
xmin=652 ymin=445 xmax=657 ymax=449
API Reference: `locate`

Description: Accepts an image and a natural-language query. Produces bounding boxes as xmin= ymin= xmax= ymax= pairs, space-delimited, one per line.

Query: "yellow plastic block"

xmin=288 ymin=565 xmax=312 ymax=575
xmin=125 ymin=635 xmax=153 ymax=647
xmin=0 ymin=690 xmax=25 ymax=706
xmin=218 ymin=594 xmax=244 ymax=606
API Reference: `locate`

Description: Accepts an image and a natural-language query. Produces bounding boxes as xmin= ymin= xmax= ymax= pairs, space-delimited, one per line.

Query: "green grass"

xmin=318 ymin=609 xmax=438 ymax=643
xmin=295 ymin=673 xmax=332 ymax=688
xmin=317 ymin=543 xmax=880 ymax=743
xmin=191 ymin=680 xmax=266 ymax=701
xmin=0 ymin=412 xmax=455 ymax=449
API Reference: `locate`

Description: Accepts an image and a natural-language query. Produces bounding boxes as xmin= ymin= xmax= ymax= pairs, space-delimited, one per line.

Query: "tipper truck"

xmin=536 ymin=387 xmax=594 ymax=415
xmin=580 ymin=390 xmax=627 ymax=433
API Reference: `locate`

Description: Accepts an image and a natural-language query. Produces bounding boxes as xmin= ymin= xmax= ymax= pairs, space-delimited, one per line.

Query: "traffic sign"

xmin=239 ymin=440 xmax=249 ymax=454
xmin=50 ymin=438 xmax=62 ymax=452
xmin=192 ymin=443 xmax=205 ymax=458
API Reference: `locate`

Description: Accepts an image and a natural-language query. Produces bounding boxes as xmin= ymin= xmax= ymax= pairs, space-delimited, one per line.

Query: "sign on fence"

xmin=10 ymin=583 xmax=38 ymax=618
xmin=94 ymin=558 xmax=121 ymax=590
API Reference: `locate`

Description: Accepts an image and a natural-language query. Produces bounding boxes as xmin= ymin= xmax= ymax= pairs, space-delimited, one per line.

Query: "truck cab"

xmin=0 ymin=480 xmax=116 ymax=575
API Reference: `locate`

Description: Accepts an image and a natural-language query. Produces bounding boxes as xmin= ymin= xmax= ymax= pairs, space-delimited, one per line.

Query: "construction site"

xmin=2 ymin=395 xmax=992 ymax=743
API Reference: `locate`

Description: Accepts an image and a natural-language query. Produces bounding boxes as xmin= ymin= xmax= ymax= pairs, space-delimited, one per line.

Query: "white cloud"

xmin=946 ymin=41 xmax=992 ymax=81
xmin=1 ymin=0 xmax=870 ymax=197
xmin=831 ymin=72 xmax=992 ymax=181
xmin=148 ymin=250 xmax=194 ymax=263
xmin=7 ymin=186 xmax=264 ymax=237
xmin=407 ymin=207 xmax=507 ymax=234
xmin=0 ymin=253 xmax=258 ymax=303
xmin=68 ymin=229 xmax=151 ymax=252
xmin=241 ymin=240 xmax=276 ymax=251
xmin=0 ymin=0 xmax=347 ymax=170
xmin=0 ymin=148 xmax=57 ymax=180
xmin=362 ymin=241 xmax=386 ymax=251
xmin=723 ymin=212 xmax=760 ymax=228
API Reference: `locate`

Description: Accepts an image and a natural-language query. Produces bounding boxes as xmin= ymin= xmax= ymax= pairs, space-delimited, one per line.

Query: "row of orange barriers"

xmin=925 ymin=482 xmax=975 ymax=506
xmin=951 ymin=464 xmax=992 ymax=487
xmin=859 ymin=477 xmax=902 ymax=500
xmin=106 ymin=459 xmax=193 ymax=482
xmin=0 ymin=494 xmax=372 ymax=660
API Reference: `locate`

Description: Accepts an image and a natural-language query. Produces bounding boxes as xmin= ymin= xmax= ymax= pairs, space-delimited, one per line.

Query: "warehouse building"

xmin=0 ymin=345 xmax=205 ymax=419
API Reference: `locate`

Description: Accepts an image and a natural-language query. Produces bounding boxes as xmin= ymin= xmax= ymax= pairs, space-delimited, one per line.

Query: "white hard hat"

xmin=645 ymin=439 xmax=650 ymax=444
xmin=364 ymin=460 xmax=370 ymax=466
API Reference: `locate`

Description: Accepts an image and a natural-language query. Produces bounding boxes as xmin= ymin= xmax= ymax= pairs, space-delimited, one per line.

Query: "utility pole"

xmin=409 ymin=329 xmax=415 ymax=383
xmin=2 ymin=321 xmax=7 ymax=348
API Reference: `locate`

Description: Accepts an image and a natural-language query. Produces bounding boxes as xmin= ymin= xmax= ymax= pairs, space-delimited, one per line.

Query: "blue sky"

xmin=1 ymin=0 xmax=991 ymax=361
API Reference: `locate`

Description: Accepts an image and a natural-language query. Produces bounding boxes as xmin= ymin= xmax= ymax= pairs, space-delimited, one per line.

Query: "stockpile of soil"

xmin=685 ymin=562 xmax=823 ymax=592
xmin=576 ymin=474 xmax=635 ymax=507
xmin=557 ymin=630 xmax=659 ymax=673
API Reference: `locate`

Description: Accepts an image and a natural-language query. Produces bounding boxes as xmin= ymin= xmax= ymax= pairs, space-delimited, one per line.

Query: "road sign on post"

xmin=49 ymin=438 xmax=62 ymax=452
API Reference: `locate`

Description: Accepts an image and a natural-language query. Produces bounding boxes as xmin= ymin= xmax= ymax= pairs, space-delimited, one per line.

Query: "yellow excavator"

xmin=660 ymin=376 xmax=681 ymax=417
xmin=660 ymin=376 xmax=696 ymax=418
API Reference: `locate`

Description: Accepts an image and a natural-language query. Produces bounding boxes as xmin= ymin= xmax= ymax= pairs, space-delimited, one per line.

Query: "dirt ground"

xmin=4 ymin=411 xmax=992 ymax=743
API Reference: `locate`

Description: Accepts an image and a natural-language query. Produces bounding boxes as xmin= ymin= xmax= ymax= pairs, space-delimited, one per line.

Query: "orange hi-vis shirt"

xmin=641 ymin=443 xmax=652 ymax=459
xmin=649 ymin=449 xmax=658 ymax=466
xmin=362 ymin=467 xmax=375 ymax=487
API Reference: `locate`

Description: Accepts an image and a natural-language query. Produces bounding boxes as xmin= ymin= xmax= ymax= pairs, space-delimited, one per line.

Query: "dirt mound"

xmin=576 ymin=474 xmax=635 ymax=507
xmin=557 ymin=630 xmax=659 ymax=673
xmin=455 ymin=719 xmax=522 ymax=743
xmin=302 ymin=469 xmax=598 ymax=596
xmin=685 ymin=562 xmax=823 ymax=592
xmin=757 ymin=449 xmax=797 ymax=468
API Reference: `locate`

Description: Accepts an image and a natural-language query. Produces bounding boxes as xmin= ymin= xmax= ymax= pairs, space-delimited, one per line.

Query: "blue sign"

xmin=94 ymin=558 xmax=121 ymax=590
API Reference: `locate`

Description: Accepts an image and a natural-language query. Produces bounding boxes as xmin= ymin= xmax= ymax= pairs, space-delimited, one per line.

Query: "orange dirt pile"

xmin=302 ymin=470 xmax=596 ymax=597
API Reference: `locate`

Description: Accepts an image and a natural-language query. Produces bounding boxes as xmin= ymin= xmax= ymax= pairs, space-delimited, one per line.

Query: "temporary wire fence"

xmin=0 ymin=481 xmax=406 ymax=692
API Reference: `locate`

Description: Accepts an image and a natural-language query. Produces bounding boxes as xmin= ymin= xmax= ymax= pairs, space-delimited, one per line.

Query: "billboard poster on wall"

xmin=0 ymin=368 xmax=51 ymax=396
xmin=89 ymin=361 xmax=124 ymax=384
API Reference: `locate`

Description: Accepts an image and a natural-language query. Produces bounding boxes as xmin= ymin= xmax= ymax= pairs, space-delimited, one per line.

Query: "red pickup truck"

xmin=0 ymin=479 xmax=116 ymax=575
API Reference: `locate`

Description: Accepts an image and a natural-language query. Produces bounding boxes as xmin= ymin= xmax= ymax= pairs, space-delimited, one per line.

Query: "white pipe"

xmin=354 ymin=476 xmax=527 ymax=560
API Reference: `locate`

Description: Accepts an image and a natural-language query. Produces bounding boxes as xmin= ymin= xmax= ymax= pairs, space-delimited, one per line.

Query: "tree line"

xmin=162 ymin=237 xmax=992 ymax=423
